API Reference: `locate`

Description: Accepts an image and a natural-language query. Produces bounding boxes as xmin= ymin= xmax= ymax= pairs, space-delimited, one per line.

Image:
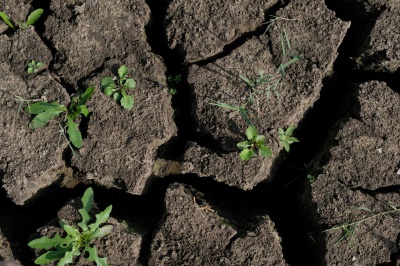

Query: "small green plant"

xmin=324 ymin=204 xmax=400 ymax=247
xmin=278 ymin=126 xmax=299 ymax=152
xmin=27 ymin=60 xmax=43 ymax=73
xmin=0 ymin=8 xmax=43 ymax=31
xmin=24 ymin=87 xmax=94 ymax=148
xmin=209 ymin=102 xmax=253 ymax=127
xmin=101 ymin=65 xmax=136 ymax=110
xmin=306 ymin=174 xmax=316 ymax=184
xmin=28 ymin=187 xmax=113 ymax=266
xmin=237 ymin=126 xmax=272 ymax=161
xmin=167 ymin=74 xmax=182 ymax=95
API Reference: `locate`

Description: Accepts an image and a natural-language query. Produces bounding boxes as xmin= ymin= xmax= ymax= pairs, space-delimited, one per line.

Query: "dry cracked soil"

xmin=0 ymin=0 xmax=399 ymax=265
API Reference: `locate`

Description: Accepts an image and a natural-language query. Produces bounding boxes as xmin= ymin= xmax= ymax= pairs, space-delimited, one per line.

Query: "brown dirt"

xmin=0 ymin=0 xmax=399 ymax=265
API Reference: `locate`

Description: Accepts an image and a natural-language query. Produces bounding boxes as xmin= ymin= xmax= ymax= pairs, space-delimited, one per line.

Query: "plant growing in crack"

xmin=28 ymin=187 xmax=113 ymax=266
xmin=166 ymin=74 xmax=182 ymax=95
xmin=27 ymin=60 xmax=43 ymax=73
xmin=278 ymin=126 xmax=299 ymax=152
xmin=101 ymin=65 xmax=136 ymax=110
xmin=0 ymin=8 xmax=43 ymax=30
xmin=237 ymin=126 xmax=272 ymax=161
xmin=24 ymin=86 xmax=94 ymax=148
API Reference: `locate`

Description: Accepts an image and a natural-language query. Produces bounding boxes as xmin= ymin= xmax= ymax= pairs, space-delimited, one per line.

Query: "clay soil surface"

xmin=0 ymin=0 xmax=399 ymax=265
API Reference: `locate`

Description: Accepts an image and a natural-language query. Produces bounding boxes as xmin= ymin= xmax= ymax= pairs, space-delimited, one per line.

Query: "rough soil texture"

xmin=182 ymin=0 xmax=350 ymax=190
xmin=0 ymin=0 xmax=399 ymax=265
xmin=358 ymin=6 xmax=400 ymax=73
xmin=165 ymin=0 xmax=278 ymax=62
xmin=311 ymin=81 xmax=400 ymax=264
xmin=31 ymin=197 xmax=142 ymax=266
xmin=149 ymin=183 xmax=286 ymax=265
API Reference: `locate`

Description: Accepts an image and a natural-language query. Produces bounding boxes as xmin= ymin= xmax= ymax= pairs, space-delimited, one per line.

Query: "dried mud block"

xmin=0 ymin=231 xmax=14 ymax=262
xmin=31 ymin=198 xmax=142 ymax=266
xmin=44 ymin=0 xmax=150 ymax=86
xmin=0 ymin=28 xmax=52 ymax=75
xmin=358 ymin=7 xmax=400 ymax=72
xmin=183 ymin=0 xmax=349 ymax=190
xmin=71 ymin=53 xmax=176 ymax=195
xmin=149 ymin=184 xmax=287 ymax=265
xmin=0 ymin=64 xmax=70 ymax=205
xmin=325 ymin=81 xmax=400 ymax=190
xmin=311 ymin=81 xmax=400 ymax=264
xmin=165 ymin=0 xmax=278 ymax=62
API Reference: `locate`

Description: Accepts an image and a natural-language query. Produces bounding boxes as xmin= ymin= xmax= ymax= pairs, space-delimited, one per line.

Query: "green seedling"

xmin=306 ymin=174 xmax=316 ymax=184
xmin=278 ymin=126 xmax=299 ymax=152
xmin=0 ymin=8 xmax=43 ymax=30
xmin=101 ymin=65 xmax=136 ymax=110
xmin=28 ymin=187 xmax=113 ymax=266
xmin=237 ymin=126 xmax=272 ymax=161
xmin=209 ymin=102 xmax=253 ymax=127
xmin=240 ymin=28 xmax=303 ymax=102
xmin=167 ymin=74 xmax=182 ymax=95
xmin=324 ymin=204 xmax=400 ymax=247
xmin=27 ymin=60 xmax=43 ymax=73
xmin=24 ymin=87 xmax=94 ymax=148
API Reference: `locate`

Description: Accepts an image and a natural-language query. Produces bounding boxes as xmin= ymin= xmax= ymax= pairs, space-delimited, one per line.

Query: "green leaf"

xmin=29 ymin=108 xmax=64 ymax=129
xmin=118 ymin=65 xmax=128 ymax=79
xmin=59 ymin=220 xmax=80 ymax=238
xmin=78 ymin=86 xmax=95 ymax=106
xmin=279 ymin=135 xmax=287 ymax=141
xmin=78 ymin=105 xmax=90 ymax=117
xmin=88 ymin=205 xmax=112 ymax=234
xmin=25 ymin=8 xmax=44 ymax=26
xmin=239 ymin=149 xmax=253 ymax=161
xmin=28 ymin=62 xmax=34 ymax=67
xmin=113 ymin=91 xmax=122 ymax=101
xmin=0 ymin=12 xmax=15 ymax=30
xmin=78 ymin=187 xmax=94 ymax=231
xmin=36 ymin=62 xmax=43 ymax=67
xmin=279 ymin=64 xmax=285 ymax=80
xmin=120 ymin=95 xmax=134 ymax=110
xmin=287 ymin=136 xmax=299 ymax=144
xmin=84 ymin=245 xmax=109 ymax=266
xmin=258 ymin=145 xmax=272 ymax=157
xmin=34 ymin=245 xmax=72 ymax=265
xmin=278 ymin=128 xmax=285 ymax=135
xmin=91 ymin=225 xmax=112 ymax=239
xmin=245 ymin=126 xmax=258 ymax=140
xmin=25 ymin=102 xmax=66 ymax=114
xmin=101 ymin=77 xmax=114 ymax=89
xmin=239 ymin=75 xmax=254 ymax=86
xmin=281 ymin=141 xmax=290 ymax=152
xmin=285 ymin=126 xmax=295 ymax=136
xmin=124 ymin=78 xmax=136 ymax=89
xmin=58 ymin=245 xmax=80 ymax=266
xmin=209 ymin=102 xmax=240 ymax=112
xmin=255 ymin=135 xmax=265 ymax=144
xmin=237 ymin=141 xmax=250 ymax=150
xmin=28 ymin=68 xmax=34 ymax=73
xmin=104 ymin=87 xmax=114 ymax=96
xmin=66 ymin=116 xmax=82 ymax=148
xmin=28 ymin=233 xmax=73 ymax=250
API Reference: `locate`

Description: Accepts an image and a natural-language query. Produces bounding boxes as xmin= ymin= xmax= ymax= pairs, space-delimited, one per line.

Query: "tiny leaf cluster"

xmin=278 ymin=126 xmax=299 ymax=152
xmin=27 ymin=60 xmax=43 ymax=73
xmin=101 ymin=65 xmax=136 ymax=110
xmin=237 ymin=126 xmax=272 ymax=161
xmin=0 ymin=8 xmax=43 ymax=30
xmin=25 ymin=87 xmax=94 ymax=148
xmin=28 ymin=187 xmax=113 ymax=266
xmin=167 ymin=74 xmax=182 ymax=95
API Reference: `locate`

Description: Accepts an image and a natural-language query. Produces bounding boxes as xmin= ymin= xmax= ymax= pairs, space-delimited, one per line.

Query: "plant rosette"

xmin=28 ymin=187 xmax=113 ymax=266
xmin=278 ymin=126 xmax=299 ymax=152
xmin=237 ymin=126 xmax=272 ymax=161
xmin=101 ymin=65 xmax=136 ymax=110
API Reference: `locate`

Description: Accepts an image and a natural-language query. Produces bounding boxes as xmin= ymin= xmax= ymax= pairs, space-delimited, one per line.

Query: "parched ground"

xmin=0 ymin=0 xmax=399 ymax=265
